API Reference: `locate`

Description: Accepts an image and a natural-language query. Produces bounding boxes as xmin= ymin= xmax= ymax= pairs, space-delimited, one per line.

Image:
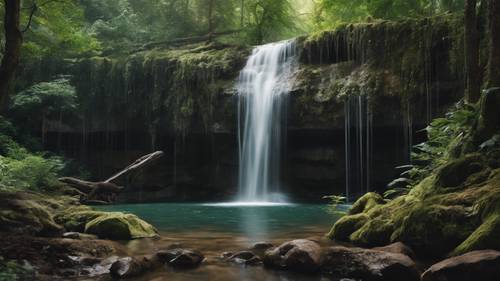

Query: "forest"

xmin=0 ymin=0 xmax=499 ymax=280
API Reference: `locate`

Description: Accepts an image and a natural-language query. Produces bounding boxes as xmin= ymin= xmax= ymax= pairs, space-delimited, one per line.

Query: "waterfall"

xmin=237 ymin=40 xmax=297 ymax=202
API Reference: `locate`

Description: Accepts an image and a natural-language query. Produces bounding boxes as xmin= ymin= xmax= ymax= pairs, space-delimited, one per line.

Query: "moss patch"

xmin=327 ymin=213 xmax=369 ymax=241
xmin=85 ymin=213 xmax=158 ymax=240
xmin=349 ymin=192 xmax=385 ymax=215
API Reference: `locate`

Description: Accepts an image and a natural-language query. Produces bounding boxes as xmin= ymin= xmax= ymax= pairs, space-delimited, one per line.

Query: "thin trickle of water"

xmin=344 ymin=94 xmax=372 ymax=201
xmin=237 ymin=40 xmax=297 ymax=202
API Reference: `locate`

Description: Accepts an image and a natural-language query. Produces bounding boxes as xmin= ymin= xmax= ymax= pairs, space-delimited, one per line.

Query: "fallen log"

xmin=133 ymin=29 xmax=242 ymax=52
xmin=59 ymin=151 xmax=164 ymax=203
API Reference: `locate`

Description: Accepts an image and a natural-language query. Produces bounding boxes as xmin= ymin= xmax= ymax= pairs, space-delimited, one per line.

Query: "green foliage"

xmin=0 ymin=0 xmax=100 ymax=58
xmin=312 ymin=0 xmax=464 ymax=29
xmin=0 ymin=118 xmax=65 ymax=192
xmin=243 ymin=0 xmax=298 ymax=44
xmin=384 ymin=102 xmax=477 ymax=198
xmin=11 ymin=78 xmax=77 ymax=115
xmin=0 ymin=257 xmax=35 ymax=281
xmin=9 ymin=78 xmax=79 ymax=136
xmin=0 ymin=154 xmax=63 ymax=192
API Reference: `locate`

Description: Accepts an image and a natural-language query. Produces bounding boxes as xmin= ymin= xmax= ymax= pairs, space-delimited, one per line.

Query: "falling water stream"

xmin=237 ymin=40 xmax=297 ymax=203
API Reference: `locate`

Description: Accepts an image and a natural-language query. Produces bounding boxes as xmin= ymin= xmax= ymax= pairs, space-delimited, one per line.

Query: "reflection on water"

xmin=95 ymin=203 xmax=349 ymax=281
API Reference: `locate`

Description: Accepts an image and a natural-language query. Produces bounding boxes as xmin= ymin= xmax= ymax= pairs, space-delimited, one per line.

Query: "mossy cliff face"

xmin=286 ymin=16 xmax=465 ymax=199
xmin=293 ymin=16 xmax=464 ymax=129
xmin=329 ymin=90 xmax=500 ymax=258
xmin=17 ymin=16 xmax=467 ymax=202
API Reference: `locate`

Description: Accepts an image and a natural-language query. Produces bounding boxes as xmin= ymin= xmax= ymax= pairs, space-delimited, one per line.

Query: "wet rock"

xmin=220 ymin=252 xmax=233 ymax=259
xmin=226 ymin=251 xmax=262 ymax=266
xmin=372 ymin=242 xmax=416 ymax=260
xmin=169 ymin=252 xmax=204 ymax=268
xmin=421 ymin=250 xmax=500 ymax=281
xmin=321 ymin=246 xmax=420 ymax=281
xmin=263 ymin=239 xmax=321 ymax=273
xmin=156 ymin=249 xmax=204 ymax=268
xmin=110 ymin=255 xmax=161 ymax=279
xmin=249 ymin=242 xmax=274 ymax=252
xmin=62 ymin=232 xmax=98 ymax=240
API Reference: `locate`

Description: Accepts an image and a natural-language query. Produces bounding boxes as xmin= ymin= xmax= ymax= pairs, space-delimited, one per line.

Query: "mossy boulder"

xmin=350 ymin=218 xmax=394 ymax=247
xmin=0 ymin=192 xmax=64 ymax=236
xmin=436 ymin=155 xmax=484 ymax=188
xmin=391 ymin=204 xmax=476 ymax=257
xmin=452 ymin=185 xmax=500 ymax=255
xmin=349 ymin=192 xmax=385 ymax=215
xmin=85 ymin=213 xmax=158 ymax=240
xmin=452 ymin=215 xmax=500 ymax=255
xmin=327 ymin=213 xmax=368 ymax=241
xmin=55 ymin=208 xmax=104 ymax=232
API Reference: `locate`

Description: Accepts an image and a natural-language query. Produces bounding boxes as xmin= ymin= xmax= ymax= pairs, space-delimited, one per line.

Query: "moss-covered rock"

xmin=327 ymin=213 xmax=368 ymax=241
xmin=452 ymin=215 xmax=500 ymax=255
xmin=85 ymin=212 xmax=158 ymax=240
xmin=54 ymin=208 xmax=105 ymax=233
xmin=350 ymin=218 xmax=394 ymax=247
xmin=436 ymin=155 xmax=484 ymax=188
xmin=391 ymin=204 xmax=476 ymax=257
xmin=349 ymin=192 xmax=385 ymax=215
xmin=0 ymin=192 xmax=65 ymax=236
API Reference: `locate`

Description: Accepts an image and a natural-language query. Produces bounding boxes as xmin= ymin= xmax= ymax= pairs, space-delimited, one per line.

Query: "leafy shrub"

xmin=0 ymin=155 xmax=63 ymax=191
xmin=384 ymin=102 xmax=477 ymax=198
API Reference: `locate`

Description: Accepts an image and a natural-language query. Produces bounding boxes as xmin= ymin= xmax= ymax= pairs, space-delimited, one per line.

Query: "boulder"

xmin=85 ymin=213 xmax=158 ymax=240
xmin=62 ymin=232 xmax=98 ymax=240
xmin=327 ymin=213 xmax=369 ymax=241
xmin=110 ymin=255 xmax=161 ymax=279
xmin=350 ymin=218 xmax=394 ymax=247
xmin=391 ymin=204 xmax=476 ymax=257
xmin=263 ymin=239 xmax=321 ymax=273
xmin=156 ymin=248 xmax=204 ymax=268
xmin=0 ymin=192 xmax=64 ymax=236
xmin=321 ymin=246 xmax=420 ymax=281
xmin=372 ymin=242 xmax=416 ymax=260
xmin=421 ymin=250 xmax=500 ymax=281
xmin=249 ymin=242 xmax=274 ymax=252
xmin=226 ymin=251 xmax=262 ymax=266
xmin=349 ymin=192 xmax=385 ymax=215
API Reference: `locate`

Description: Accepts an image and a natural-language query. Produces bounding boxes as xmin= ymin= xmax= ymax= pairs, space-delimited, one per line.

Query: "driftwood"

xmin=59 ymin=151 xmax=164 ymax=204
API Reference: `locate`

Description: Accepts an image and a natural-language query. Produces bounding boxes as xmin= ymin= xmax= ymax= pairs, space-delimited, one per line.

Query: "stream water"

xmin=97 ymin=203 xmax=348 ymax=281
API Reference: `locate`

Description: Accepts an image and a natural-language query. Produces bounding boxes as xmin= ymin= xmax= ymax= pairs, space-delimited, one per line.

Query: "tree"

xmin=464 ymin=0 xmax=480 ymax=103
xmin=0 ymin=0 xmax=22 ymax=110
xmin=245 ymin=0 xmax=296 ymax=44
xmin=487 ymin=0 xmax=500 ymax=87
xmin=0 ymin=0 xmax=98 ymax=110
xmin=10 ymin=78 xmax=78 ymax=145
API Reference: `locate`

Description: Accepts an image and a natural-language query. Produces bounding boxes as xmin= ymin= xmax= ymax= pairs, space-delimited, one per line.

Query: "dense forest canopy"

xmin=0 ymin=0 xmax=466 ymax=57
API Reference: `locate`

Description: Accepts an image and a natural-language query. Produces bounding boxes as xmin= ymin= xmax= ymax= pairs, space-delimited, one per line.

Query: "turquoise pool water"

xmin=95 ymin=203 xmax=348 ymax=281
xmin=97 ymin=203 xmax=347 ymax=240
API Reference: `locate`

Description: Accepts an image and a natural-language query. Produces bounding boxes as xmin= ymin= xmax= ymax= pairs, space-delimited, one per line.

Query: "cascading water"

xmin=237 ymin=40 xmax=297 ymax=203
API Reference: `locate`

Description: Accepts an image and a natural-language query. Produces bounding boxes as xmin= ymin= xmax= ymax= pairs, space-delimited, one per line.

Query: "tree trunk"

xmin=240 ymin=0 xmax=244 ymax=27
xmin=487 ymin=0 xmax=500 ymax=87
xmin=59 ymin=151 xmax=164 ymax=203
xmin=465 ymin=0 xmax=481 ymax=103
xmin=0 ymin=0 xmax=23 ymax=110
